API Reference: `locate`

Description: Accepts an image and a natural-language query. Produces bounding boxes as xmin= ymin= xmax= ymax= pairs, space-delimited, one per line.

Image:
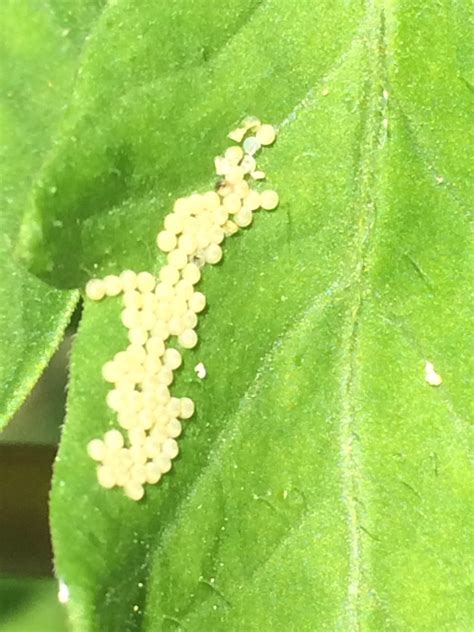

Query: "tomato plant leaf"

xmin=0 ymin=1 xmax=107 ymax=426
xmin=20 ymin=0 xmax=472 ymax=629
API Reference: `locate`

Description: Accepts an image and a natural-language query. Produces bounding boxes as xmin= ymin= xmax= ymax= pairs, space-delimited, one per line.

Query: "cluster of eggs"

xmin=85 ymin=118 xmax=279 ymax=500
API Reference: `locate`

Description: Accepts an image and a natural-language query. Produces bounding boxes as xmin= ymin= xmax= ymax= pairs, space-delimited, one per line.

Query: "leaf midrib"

xmin=337 ymin=2 xmax=388 ymax=629
xmin=134 ymin=4 xmax=390 ymax=628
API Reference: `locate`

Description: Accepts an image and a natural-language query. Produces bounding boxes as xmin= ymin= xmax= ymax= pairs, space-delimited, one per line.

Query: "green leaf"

xmin=0 ymin=578 xmax=67 ymax=632
xmin=0 ymin=1 xmax=107 ymax=426
xmin=21 ymin=0 xmax=472 ymax=629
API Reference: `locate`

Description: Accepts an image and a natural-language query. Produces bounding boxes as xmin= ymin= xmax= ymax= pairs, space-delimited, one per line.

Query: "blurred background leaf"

xmin=0 ymin=579 xmax=66 ymax=632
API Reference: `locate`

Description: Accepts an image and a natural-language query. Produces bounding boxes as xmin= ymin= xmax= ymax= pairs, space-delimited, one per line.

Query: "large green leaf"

xmin=0 ymin=1 xmax=108 ymax=426
xmin=21 ymin=0 xmax=473 ymax=629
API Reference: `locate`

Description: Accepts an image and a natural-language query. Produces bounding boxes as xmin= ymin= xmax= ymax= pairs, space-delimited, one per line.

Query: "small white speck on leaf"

xmin=425 ymin=361 xmax=442 ymax=386
xmin=194 ymin=362 xmax=207 ymax=379
xmin=322 ymin=87 xmax=330 ymax=96
xmin=58 ymin=580 xmax=70 ymax=604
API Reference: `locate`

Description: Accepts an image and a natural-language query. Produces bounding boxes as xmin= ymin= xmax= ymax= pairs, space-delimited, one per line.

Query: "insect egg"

xmin=233 ymin=180 xmax=250 ymax=199
xmin=214 ymin=156 xmax=232 ymax=176
xmin=222 ymin=193 xmax=241 ymax=214
xmin=244 ymin=190 xmax=261 ymax=211
xmin=138 ymin=410 xmax=154 ymax=430
xmin=188 ymin=292 xmax=206 ymax=313
xmin=178 ymin=234 xmax=198 ymax=256
xmin=128 ymin=427 xmax=146 ymax=446
xmin=164 ymin=213 xmax=185 ymax=234
xmin=179 ymin=397 xmax=195 ymax=420
xmin=114 ymin=467 xmax=130 ymax=487
xmin=157 ymin=366 xmax=174 ymax=386
xmin=178 ymin=328 xmax=198 ymax=349
xmin=209 ymin=226 xmax=225 ymax=245
xmin=157 ymin=230 xmax=178 ymax=253
xmin=140 ymin=310 xmax=156 ymax=331
xmin=104 ymin=429 xmax=124 ymax=451
xmin=129 ymin=443 xmax=147 ymax=465
xmin=120 ymin=270 xmax=138 ymax=291
xmin=155 ymin=385 xmax=171 ymax=405
xmin=167 ymin=248 xmax=188 ymax=269
xmin=121 ymin=307 xmax=140 ymax=329
xmin=106 ymin=389 xmax=124 ymax=412
xmin=162 ymin=438 xmax=179 ymax=459
xmin=166 ymin=419 xmax=182 ymax=438
xmin=124 ymin=481 xmax=145 ymax=501
xmin=145 ymin=462 xmax=162 ymax=484
xmin=259 ymin=190 xmax=279 ymax=210
xmin=234 ymin=208 xmax=253 ymax=228
xmin=87 ymin=438 xmax=106 ymax=461
xmin=180 ymin=311 xmax=196 ymax=331
xmin=152 ymin=320 xmax=170 ymax=340
xmin=163 ymin=347 xmax=182 ymax=370
xmin=170 ymin=299 xmax=188 ymax=319
xmin=202 ymin=191 xmax=220 ymax=211
xmin=130 ymin=463 xmax=148 ymax=485
xmin=175 ymin=279 xmax=194 ymax=300
xmin=241 ymin=154 xmax=257 ymax=174
xmin=155 ymin=282 xmax=175 ymax=300
xmin=143 ymin=354 xmax=162 ymax=375
xmin=155 ymin=455 xmax=172 ymax=474
xmin=137 ymin=271 xmax=156 ymax=293
xmin=224 ymin=146 xmax=244 ymax=164
xmin=127 ymin=343 xmax=147 ymax=362
xmin=168 ymin=316 xmax=185 ymax=336
xmin=227 ymin=126 xmax=246 ymax=142
xmin=180 ymin=211 xmax=197 ymax=229
xmin=182 ymin=262 xmax=201 ymax=285
xmin=226 ymin=165 xmax=245 ymax=185
xmin=97 ymin=465 xmax=116 ymax=489
xmin=123 ymin=290 xmax=143 ymax=309
xmin=255 ymin=124 xmax=276 ymax=146
xmin=128 ymin=328 xmax=148 ymax=347
xmin=85 ymin=279 xmax=106 ymax=301
xmin=243 ymin=136 xmax=261 ymax=155
xmin=146 ymin=336 xmax=165 ymax=357
xmin=117 ymin=411 xmax=134 ymax=430
xmin=223 ymin=220 xmax=239 ymax=237
xmin=214 ymin=207 xmax=229 ymax=226
xmin=173 ymin=197 xmax=191 ymax=215
xmin=103 ymin=275 xmax=123 ymax=297
xmin=101 ymin=361 xmax=121 ymax=383
xmin=159 ymin=265 xmax=180 ymax=286
xmin=204 ymin=243 xmax=223 ymax=264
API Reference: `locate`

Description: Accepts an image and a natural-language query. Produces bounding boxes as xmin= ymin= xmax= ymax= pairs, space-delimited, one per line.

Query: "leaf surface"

xmin=22 ymin=1 xmax=474 ymax=629
xmin=0 ymin=1 xmax=107 ymax=425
